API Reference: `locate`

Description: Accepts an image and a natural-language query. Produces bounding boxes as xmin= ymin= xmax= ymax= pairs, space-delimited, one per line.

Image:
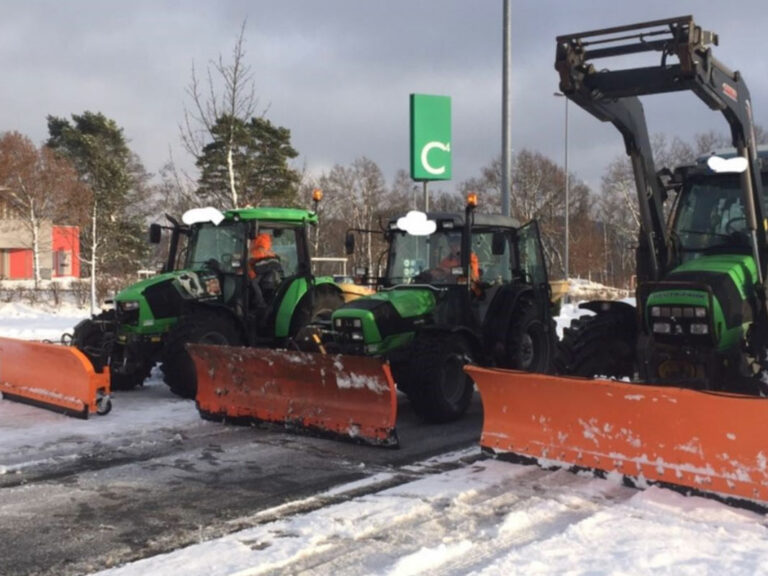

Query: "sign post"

xmin=410 ymin=94 xmax=452 ymax=211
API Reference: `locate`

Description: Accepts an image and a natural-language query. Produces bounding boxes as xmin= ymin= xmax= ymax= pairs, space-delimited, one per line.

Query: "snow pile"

xmin=566 ymin=277 xmax=631 ymax=302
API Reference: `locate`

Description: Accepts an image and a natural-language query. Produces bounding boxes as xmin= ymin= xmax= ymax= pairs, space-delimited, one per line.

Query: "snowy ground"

xmin=1 ymin=297 xmax=768 ymax=575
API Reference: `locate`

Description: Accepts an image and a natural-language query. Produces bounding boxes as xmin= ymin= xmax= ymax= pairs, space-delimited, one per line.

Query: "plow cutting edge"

xmin=190 ymin=344 xmax=398 ymax=446
xmin=467 ymin=365 xmax=768 ymax=506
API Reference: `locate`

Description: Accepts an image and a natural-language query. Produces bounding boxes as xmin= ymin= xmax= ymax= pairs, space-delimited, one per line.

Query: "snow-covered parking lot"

xmin=1 ymin=299 xmax=767 ymax=576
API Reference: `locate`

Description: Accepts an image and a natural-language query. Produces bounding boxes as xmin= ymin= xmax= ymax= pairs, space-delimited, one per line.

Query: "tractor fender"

xmin=577 ymin=299 xmax=636 ymax=319
xmin=286 ymin=280 xmax=346 ymax=338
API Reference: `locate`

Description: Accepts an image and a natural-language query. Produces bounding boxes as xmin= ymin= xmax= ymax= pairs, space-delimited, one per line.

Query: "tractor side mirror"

xmin=149 ymin=223 xmax=162 ymax=244
xmin=345 ymin=232 xmax=355 ymax=255
xmin=491 ymin=231 xmax=506 ymax=255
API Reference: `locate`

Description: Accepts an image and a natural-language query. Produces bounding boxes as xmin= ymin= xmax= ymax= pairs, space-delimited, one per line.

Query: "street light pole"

xmin=554 ymin=92 xmax=569 ymax=281
xmin=501 ymin=0 xmax=512 ymax=217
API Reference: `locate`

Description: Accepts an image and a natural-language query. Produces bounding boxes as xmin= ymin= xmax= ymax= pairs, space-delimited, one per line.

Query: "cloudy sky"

xmin=2 ymin=1 xmax=767 ymax=198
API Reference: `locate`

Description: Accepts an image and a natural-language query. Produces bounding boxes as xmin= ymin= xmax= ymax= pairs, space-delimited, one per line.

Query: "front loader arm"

xmin=555 ymin=15 xmax=767 ymax=284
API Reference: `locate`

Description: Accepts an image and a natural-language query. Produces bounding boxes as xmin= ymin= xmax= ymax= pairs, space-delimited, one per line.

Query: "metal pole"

xmin=554 ymin=92 xmax=570 ymax=280
xmin=564 ymin=96 xmax=569 ymax=280
xmin=501 ymin=0 xmax=512 ymax=217
xmin=423 ymin=181 xmax=429 ymax=212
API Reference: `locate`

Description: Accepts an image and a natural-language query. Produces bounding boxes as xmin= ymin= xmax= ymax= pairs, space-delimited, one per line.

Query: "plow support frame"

xmin=0 ymin=337 xmax=111 ymax=418
xmin=191 ymin=344 xmax=399 ymax=447
xmin=467 ymin=365 xmax=768 ymax=506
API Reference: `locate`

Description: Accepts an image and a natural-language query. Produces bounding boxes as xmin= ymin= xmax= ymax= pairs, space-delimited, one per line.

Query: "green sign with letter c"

xmin=410 ymin=94 xmax=452 ymax=181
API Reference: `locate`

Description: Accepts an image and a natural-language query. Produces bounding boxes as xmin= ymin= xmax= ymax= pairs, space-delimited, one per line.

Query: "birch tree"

xmin=0 ymin=132 xmax=85 ymax=287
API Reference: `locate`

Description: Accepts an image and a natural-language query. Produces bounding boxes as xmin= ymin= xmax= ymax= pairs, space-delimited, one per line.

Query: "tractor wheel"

xmin=407 ymin=333 xmax=475 ymax=423
xmin=289 ymin=289 xmax=345 ymax=336
xmin=505 ymin=298 xmax=554 ymax=373
xmin=162 ymin=310 xmax=243 ymax=399
xmin=556 ymin=309 xmax=636 ymax=379
xmin=110 ymin=358 xmax=154 ymax=391
xmin=73 ymin=311 xmax=152 ymax=391
xmin=72 ymin=310 xmax=115 ymax=372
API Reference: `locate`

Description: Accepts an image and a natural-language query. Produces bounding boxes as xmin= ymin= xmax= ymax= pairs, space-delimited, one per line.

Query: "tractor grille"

xmin=116 ymin=304 xmax=140 ymax=326
xmin=144 ymin=280 xmax=184 ymax=320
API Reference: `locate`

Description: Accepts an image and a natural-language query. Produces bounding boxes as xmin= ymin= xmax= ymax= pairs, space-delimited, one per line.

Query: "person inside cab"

xmin=439 ymin=236 xmax=480 ymax=282
xmin=249 ymin=233 xmax=283 ymax=309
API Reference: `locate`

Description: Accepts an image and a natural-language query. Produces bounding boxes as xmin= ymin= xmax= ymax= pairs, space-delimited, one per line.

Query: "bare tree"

xmin=317 ymin=158 xmax=404 ymax=275
xmin=180 ymin=19 xmax=260 ymax=208
xmin=460 ymin=150 xmax=591 ymax=279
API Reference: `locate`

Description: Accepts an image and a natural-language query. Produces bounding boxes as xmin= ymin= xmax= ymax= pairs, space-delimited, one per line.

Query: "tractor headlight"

xmin=120 ymin=300 xmax=140 ymax=311
xmin=652 ymin=322 xmax=672 ymax=334
xmin=689 ymin=323 xmax=709 ymax=335
xmin=334 ymin=317 xmax=365 ymax=342
xmin=695 ymin=307 xmax=707 ymax=318
xmin=204 ymin=277 xmax=221 ymax=296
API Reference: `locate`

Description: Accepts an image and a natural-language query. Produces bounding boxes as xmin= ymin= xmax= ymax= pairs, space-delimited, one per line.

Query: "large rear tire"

xmin=504 ymin=298 xmax=554 ymax=373
xmin=289 ymin=289 xmax=345 ymax=336
xmin=556 ymin=308 xmax=636 ymax=379
xmin=407 ymin=333 xmax=475 ymax=423
xmin=162 ymin=310 xmax=243 ymax=399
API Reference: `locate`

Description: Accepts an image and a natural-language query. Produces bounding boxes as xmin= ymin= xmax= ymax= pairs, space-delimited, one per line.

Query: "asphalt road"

xmin=0 ymin=393 xmax=483 ymax=576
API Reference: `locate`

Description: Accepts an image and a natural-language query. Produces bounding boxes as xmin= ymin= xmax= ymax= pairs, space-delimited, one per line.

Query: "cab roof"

xmin=224 ymin=206 xmax=318 ymax=225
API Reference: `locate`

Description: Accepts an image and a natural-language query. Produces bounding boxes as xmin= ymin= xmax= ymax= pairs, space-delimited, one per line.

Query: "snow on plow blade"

xmin=466 ymin=365 xmax=768 ymax=506
xmin=0 ymin=337 xmax=111 ymax=418
xmin=190 ymin=344 xmax=398 ymax=446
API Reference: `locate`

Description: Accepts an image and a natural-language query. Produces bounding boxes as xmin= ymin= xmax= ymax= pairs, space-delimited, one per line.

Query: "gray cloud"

xmin=2 ymin=1 xmax=766 ymax=200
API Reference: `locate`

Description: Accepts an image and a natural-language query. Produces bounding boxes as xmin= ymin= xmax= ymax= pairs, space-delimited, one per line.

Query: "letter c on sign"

xmin=420 ymin=141 xmax=451 ymax=176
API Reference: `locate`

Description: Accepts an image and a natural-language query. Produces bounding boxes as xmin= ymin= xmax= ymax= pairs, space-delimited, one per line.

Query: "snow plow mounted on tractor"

xmin=190 ymin=195 xmax=558 ymax=446
xmin=69 ymin=199 xmax=358 ymax=400
xmin=0 ymin=337 xmax=111 ymax=418
xmin=471 ymin=16 xmax=768 ymax=507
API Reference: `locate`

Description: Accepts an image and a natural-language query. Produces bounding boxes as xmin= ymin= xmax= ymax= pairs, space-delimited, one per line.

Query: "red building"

xmin=0 ymin=221 xmax=80 ymax=280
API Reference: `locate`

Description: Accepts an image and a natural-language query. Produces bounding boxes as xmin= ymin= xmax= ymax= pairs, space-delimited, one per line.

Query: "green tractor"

xmin=312 ymin=196 xmax=558 ymax=423
xmin=554 ymin=16 xmax=768 ymax=394
xmin=72 ymin=204 xmax=345 ymax=398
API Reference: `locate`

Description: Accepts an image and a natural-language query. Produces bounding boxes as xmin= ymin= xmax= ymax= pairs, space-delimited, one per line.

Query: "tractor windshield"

xmin=184 ymin=221 xmax=248 ymax=274
xmin=672 ymin=174 xmax=761 ymax=258
xmin=386 ymin=228 xmax=514 ymax=286
xmin=386 ymin=229 xmax=464 ymax=285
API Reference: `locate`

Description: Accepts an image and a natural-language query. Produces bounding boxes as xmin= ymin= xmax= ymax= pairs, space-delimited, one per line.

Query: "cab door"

xmin=517 ymin=220 xmax=552 ymax=310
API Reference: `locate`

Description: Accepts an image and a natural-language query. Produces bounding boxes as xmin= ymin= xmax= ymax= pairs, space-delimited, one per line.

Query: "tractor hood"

xmin=331 ymin=288 xmax=437 ymax=354
xmin=112 ymin=269 xmax=221 ymax=333
xmin=668 ymin=254 xmax=758 ymax=300
xmin=645 ymin=254 xmax=757 ymax=350
xmin=114 ymin=271 xmax=180 ymax=303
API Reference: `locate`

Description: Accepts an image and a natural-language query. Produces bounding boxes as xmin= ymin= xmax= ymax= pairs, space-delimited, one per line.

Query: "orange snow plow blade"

xmin=467 ymin=365 xmax=768 ymax=506
xmin=0 ymin=337 xmax=111 ymax=418
xmin=190 ymin=344 xmax=398 ymax=446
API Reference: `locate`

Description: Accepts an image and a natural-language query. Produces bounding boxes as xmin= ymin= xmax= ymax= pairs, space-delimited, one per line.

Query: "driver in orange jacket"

xmin=249 ymin=233 xmax=283 ymax=308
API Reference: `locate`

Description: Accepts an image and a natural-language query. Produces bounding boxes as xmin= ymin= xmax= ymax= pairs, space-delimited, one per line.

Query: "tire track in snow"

xmin=226 ymin=461 xmax=638 ymax=576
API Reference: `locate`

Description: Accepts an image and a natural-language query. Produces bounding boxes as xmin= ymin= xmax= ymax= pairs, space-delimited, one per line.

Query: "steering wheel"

xmin=414 ymin=267 xmax=450 ymax=283
xmin=724 ymin=216 xmax=747 ymax=234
